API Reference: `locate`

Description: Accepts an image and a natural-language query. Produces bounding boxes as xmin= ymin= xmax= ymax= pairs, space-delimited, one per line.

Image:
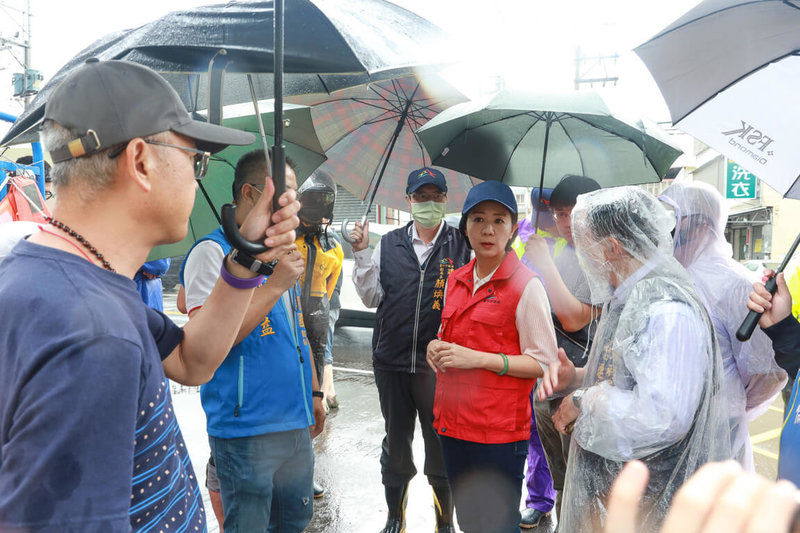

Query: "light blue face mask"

xmin=411 ymin=201 xmax=446 ymax=229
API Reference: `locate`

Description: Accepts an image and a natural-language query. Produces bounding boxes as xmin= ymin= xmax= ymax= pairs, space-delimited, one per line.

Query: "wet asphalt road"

xmin=306 ymin=326 xmax=557 ymax=533
xmin=165 ymin=288 xmax=779 ymax=533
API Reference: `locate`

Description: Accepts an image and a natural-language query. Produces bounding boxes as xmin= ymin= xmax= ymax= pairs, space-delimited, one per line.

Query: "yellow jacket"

xmin=296 ymin=232 xmax=344 ymax=300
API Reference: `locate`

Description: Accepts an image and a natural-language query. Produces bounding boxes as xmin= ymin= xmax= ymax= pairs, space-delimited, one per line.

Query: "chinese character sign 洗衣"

xmin=726 ymin=160 xmax=757 ymax=199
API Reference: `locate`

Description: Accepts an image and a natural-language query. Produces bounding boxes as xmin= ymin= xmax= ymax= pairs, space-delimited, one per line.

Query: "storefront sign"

xmin=726 ymin=159 xmax=757 ymax=199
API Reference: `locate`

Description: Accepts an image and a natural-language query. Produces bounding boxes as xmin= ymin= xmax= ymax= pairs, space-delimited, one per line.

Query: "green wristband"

xmin=497 ymin=353 xmax=509 ymax=376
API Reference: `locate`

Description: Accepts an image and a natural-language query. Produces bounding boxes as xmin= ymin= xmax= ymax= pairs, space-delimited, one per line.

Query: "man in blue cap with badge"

xmin=349 ymin=167 xmax=471 ymax=533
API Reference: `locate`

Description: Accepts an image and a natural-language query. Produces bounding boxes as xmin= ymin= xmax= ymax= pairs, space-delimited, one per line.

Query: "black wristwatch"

xmin=229 ymin=248 xmax=277 ymax=276
xmin=312 ymin=391 xmax=324 ymax=399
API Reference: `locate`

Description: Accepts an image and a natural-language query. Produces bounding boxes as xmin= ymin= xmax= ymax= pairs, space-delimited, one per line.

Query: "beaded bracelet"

xmin=220 ymin=261 xmax=265 ymax=290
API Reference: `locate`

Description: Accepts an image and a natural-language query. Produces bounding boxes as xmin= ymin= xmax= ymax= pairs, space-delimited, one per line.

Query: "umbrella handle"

xmin=736 ymin=230 xmax=800 ymax=341
xmin=221 ymin=203 xmax=270 ymax=255
xmin=340 ymin=218 xmax=358 ymax=244
xmin=340 ymin=207 xmax=371 ymax=245
xmin=735 ymin=276 xmax=777 ymax=341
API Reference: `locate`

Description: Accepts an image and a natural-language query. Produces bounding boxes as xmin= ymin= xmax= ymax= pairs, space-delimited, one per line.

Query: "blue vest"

xmin=181 ymin=228 xmax=314 ymax=438
xmin=780 ymin=375 xmax=800 ymax=483
xmin=373 ymin=222 xmax=471 ymax=374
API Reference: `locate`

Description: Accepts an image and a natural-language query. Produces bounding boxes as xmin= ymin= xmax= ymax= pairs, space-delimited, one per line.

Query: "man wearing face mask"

xmin=349 ymin=167 xmax=471 ymax=533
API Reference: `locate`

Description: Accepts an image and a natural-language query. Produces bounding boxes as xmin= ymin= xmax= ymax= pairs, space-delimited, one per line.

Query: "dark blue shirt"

xmin=0 ymin=240 xmax=202 ymax=532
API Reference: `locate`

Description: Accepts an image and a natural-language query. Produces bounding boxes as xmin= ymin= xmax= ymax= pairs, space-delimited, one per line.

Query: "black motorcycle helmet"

xmin=298 ymin=169 xmax=336 ymax=235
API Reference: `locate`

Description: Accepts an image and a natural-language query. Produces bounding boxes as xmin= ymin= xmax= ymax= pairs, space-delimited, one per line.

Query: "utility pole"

xmin=23 ymin=0 xmax=30 ymax=107
xmin=574 ymin=46 xmax=619 ymax=90
xmin=1 ymin=0 xmax=40 ymax=108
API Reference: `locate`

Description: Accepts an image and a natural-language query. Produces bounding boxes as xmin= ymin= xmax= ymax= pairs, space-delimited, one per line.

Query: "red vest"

xmin=434 ymin=252 xmax=537 ymax=444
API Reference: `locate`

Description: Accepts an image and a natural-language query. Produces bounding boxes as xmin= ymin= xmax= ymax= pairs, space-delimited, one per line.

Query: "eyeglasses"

xmin=410 ymin=191 xmax=446 ymax=203
xmin=551 ymin=208 xmax=572 ymax=222
xmin=108 ymin=139 xmax=211 ymax=179
xmin=143 ymin=140 xmax=211 ymax=179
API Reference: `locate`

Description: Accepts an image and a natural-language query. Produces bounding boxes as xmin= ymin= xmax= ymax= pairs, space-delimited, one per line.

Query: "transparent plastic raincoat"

xmin=660 ymin=182 xmax=786 ymax=470
xmin=561 ymin=187 xmax=731 ymax=532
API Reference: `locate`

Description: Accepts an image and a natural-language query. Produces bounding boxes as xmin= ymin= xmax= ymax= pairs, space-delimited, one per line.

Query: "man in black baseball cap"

xmin=348 ymin=165 xmax=468 ymax=533
xmin=0 ymin=59 xmax=301 ymax=532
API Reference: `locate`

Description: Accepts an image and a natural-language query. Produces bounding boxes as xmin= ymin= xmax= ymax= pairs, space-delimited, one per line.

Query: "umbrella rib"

xmin=363 ymin=114 xmax=410 ymax=127
xmin=553 ymin=118 xmax=587 ymax=176
xmin=460 ymin=110 xmax=544 ymax=132
xmin=369 ymin=82 xmax=404 ymax=110
xmin=352 ymin=99 xmax=402 ymax=114
xmin=408 ymin=129 xmax=430 ymax=167
xmin=566 ymin=114 xmax=665 ymax=176
xmin=499 ymin=114 xmax=547 ymax=182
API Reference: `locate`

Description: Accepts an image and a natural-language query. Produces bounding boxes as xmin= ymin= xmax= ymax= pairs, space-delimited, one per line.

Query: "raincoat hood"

xmin=571 ymin=186 xmax=676 ymax=304
xmin=561 ymin=186 xmax=731 ymax=532
xmin=659 ymin=181 xmax=787 ymax=469
xmin=659 ymin=181 xmax=732 ymax=268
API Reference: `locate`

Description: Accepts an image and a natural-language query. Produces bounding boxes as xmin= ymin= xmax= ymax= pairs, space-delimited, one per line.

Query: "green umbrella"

xmin=417 ymin=89 xmax=681 ymax=191
xmin=147 ymin=104 xmax=326 ymax=260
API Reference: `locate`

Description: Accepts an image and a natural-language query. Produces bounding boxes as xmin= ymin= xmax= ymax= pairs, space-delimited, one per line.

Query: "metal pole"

xmin=247 ymin=74 xmax=272 ymax=172
xmin=534 ymin=114 xmax=553 ymax=232
xmin=270 ymin=0 xmax=286 ymax=213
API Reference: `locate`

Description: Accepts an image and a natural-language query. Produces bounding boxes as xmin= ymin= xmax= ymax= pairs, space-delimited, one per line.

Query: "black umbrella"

xmin=1 ymin=0 xmax=454 ymax=147
xmin=2 ymin=0 xmax=456 ymax=251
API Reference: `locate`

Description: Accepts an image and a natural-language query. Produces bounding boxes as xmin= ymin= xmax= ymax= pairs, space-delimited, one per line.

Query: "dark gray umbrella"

xmin=0 ymin=0 xmax=455 ymax=147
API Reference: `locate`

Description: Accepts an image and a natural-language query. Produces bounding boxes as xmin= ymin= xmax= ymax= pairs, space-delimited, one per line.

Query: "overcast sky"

xmin=0 ymin=0 xmax=702 ymax=138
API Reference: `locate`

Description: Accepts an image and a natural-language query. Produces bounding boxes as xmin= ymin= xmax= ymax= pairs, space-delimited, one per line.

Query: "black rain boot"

xmin=380 ymin=483 xmax=409 ymax=533
xmin=432 ymin=484 xmax=455 ymax=533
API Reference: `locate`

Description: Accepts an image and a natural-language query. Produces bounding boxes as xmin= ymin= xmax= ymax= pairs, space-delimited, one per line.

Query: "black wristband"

xmin=229 ymin=248 xmax=277 ymax=276
xmin=312 ymin=391 xmax=324 ymax=399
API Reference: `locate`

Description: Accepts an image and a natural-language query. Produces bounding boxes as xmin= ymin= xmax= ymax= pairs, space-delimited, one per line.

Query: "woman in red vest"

xmin=427 ymin=181 xmax=571 ymax=533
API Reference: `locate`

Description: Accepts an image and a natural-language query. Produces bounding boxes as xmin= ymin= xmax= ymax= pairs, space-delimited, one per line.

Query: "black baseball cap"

xmin=406 ymin=167 xmax=447 ymax=195
xmin=44 ymin=58 xmax=254 ymax=163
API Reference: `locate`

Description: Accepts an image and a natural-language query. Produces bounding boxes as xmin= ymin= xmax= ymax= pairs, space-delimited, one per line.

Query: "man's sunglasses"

xmin=108 ymin=139 xmax=211 ymax=179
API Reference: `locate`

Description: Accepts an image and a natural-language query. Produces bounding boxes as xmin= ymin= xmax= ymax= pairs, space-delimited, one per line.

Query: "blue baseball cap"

xmin=461 ymin=181 xmax=518 ymax=216
xmin=406 ymin=167 xmax=447 ymax=194
xmin=531 ymin=187 xmax=553 ymax=208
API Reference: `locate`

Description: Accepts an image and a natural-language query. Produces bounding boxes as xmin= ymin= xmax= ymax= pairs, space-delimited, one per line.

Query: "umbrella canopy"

xmin=1 ymin=0 xmax=457 ymax=147
xmin=634 ymin=0 xmax=800 ymax=198
xmin=416 ymin=89 xmax=682 ymax=190
xmin=288 ymin=74 xmax=479 ymax=213
xmin=147 ymin=104 xmax=326 ymax=260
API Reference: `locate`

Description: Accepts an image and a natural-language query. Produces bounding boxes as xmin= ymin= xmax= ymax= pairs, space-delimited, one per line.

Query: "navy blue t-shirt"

xmin=0 ymin=240 xmax=203 ymax=532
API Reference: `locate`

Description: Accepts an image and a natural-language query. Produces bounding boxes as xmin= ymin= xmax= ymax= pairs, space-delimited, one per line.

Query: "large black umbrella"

xmin=3 ymin=0 xmax=456 ymax=251
xmin=0 ymin=0 xmax=456 ymax=147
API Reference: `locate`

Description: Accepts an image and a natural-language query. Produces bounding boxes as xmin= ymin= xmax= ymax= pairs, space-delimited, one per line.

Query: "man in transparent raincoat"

xmin=660 ymin=182 xmax=786 ymax=470
xmin=551 ymin=187 xmax=731 ymax=532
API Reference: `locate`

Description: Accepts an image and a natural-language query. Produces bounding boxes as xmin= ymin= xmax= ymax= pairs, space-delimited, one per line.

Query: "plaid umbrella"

xmin=146 ymin=104 xmax=326 ymax=261
xmin=287 ymin=74 xmax=479 ymax=215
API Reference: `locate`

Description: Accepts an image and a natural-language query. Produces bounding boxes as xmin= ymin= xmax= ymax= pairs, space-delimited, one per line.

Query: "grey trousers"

xmin=532 ymin=394 xmax=572 ymax=492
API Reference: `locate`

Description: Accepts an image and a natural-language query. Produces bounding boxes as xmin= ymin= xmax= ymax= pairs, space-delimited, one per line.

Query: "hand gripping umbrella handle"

xmin=221 ymin=204 xmax=270 ymax=255
xmin=736 ymin=230 xmax=800 ymax=341
xmin=340 ymin=219 xmax=357 ymax=244
xmin=736 ymin=276 xmax=778 ymax=342
xmin=341 ymin=213 xmax=368 ymax=245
